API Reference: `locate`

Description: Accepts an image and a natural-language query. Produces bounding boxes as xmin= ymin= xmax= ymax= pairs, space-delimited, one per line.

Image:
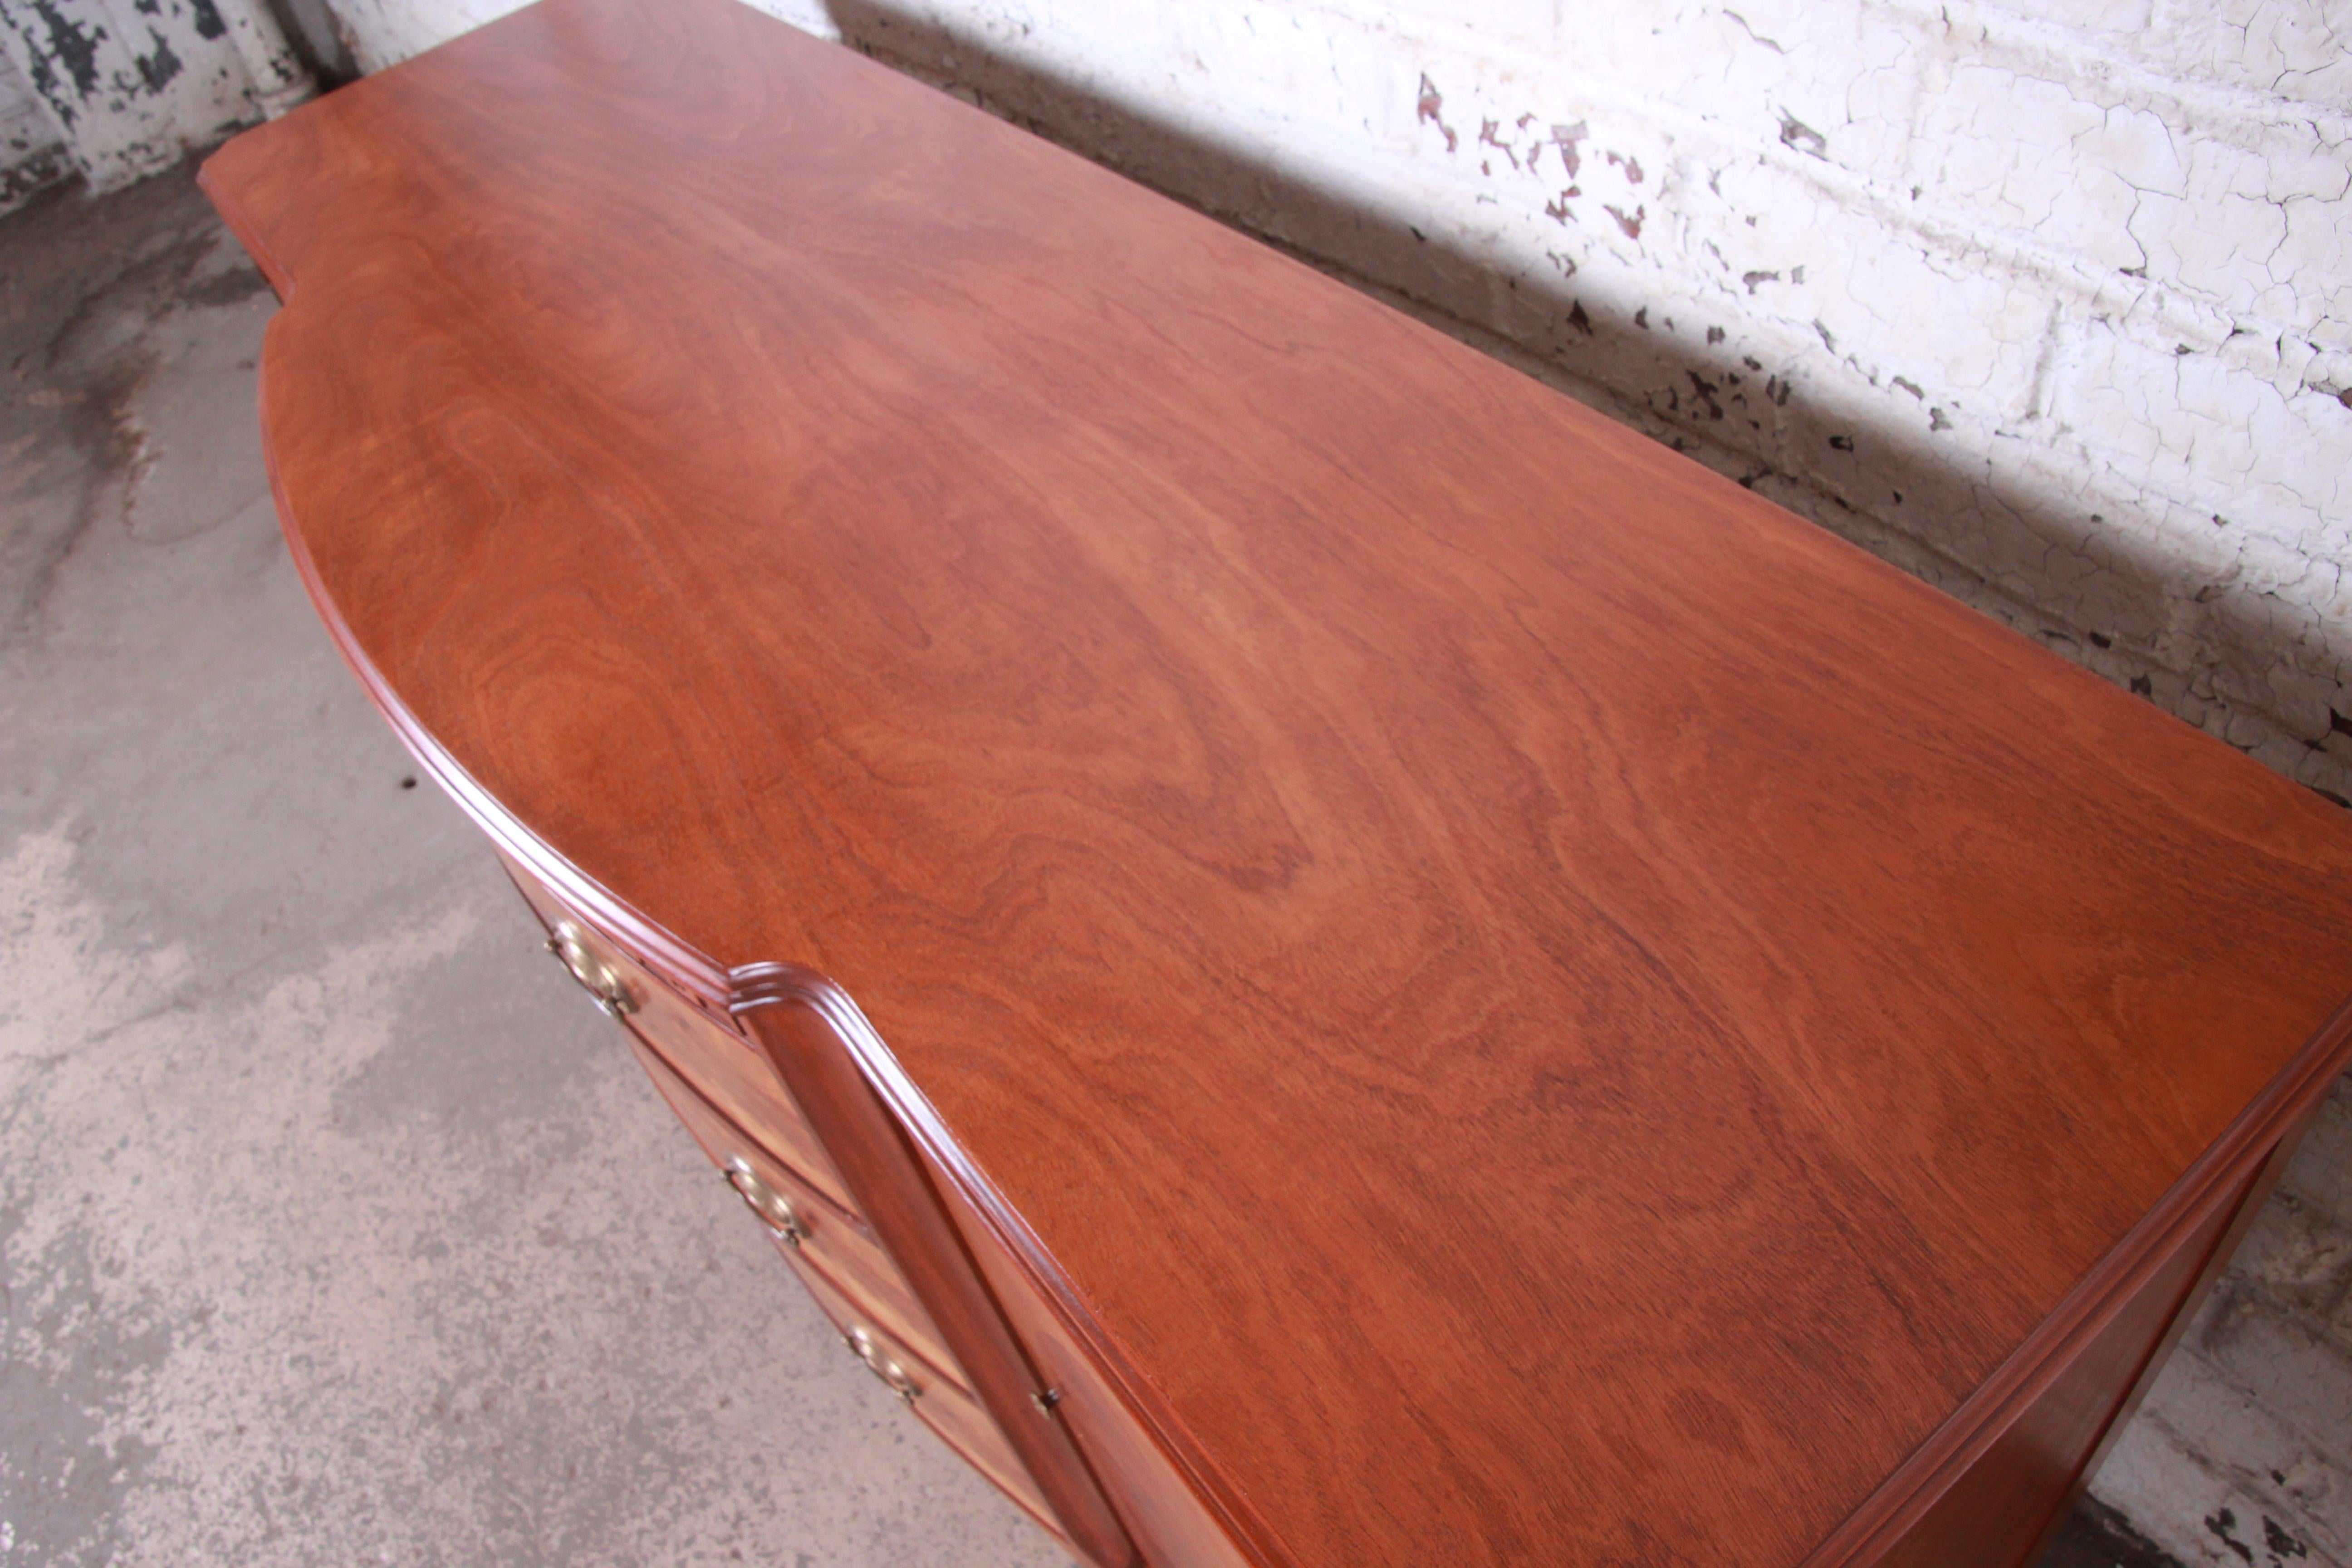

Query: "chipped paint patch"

xmin=0 ymin=48 xmax=69 ymax=213
xmin=0 ymin=0 xmax=309 ymax=193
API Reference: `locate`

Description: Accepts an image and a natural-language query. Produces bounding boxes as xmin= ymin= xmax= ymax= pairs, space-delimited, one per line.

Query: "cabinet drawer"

xmin=628 ymin=988 xmax=855 ymax=1217
xmin=499 ymin=851 xmax=857 ymax=1214
xmin=784 ymin=1243 xmax=1058 ymax=1534
xmin=622 ymin=1032 xmax=958 ymax=1381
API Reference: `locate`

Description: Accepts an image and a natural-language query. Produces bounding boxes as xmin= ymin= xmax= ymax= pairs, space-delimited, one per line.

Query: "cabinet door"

xmin=735 ymin=983 xmax=1139 ymax=1568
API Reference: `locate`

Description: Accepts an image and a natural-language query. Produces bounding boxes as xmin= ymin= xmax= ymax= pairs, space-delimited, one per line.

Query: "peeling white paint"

xmin=0 ymin=0 xmax=309 ymax=194
xmin=0 ymin=49 xmax=69 ymax=212
xmin=319 ymin=0 xmax=517 ymax=76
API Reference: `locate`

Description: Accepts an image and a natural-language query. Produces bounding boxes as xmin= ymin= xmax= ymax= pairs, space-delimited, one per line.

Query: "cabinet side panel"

xmin=921 ymin=1151 xmax=1260 ymax=1568
xmin=1879 ymin=1160 xmax=2262 ymax=1568
xmin=2064 ymin=1102 xmax=2322 ymax=1504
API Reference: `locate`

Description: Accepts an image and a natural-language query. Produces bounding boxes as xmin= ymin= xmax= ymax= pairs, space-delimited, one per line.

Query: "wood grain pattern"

xmin=199 ymin=0 xmax=2352 ymax=1560
xmin=916 ymin=1101 xmax=1265 ymax=1568
xmin=1880 ymin=1161 xmax=2258 ymax=1568
xmin=2064 ymin=1103 xmax=2330 ymax=1520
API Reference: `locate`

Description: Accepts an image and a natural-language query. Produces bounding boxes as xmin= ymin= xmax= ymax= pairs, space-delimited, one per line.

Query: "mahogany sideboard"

xmin=200 ymin=2 xmax=2352 ymax=1563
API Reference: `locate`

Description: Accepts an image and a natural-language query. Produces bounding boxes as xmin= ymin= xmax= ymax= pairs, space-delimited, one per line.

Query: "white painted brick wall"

xmin=0 ymin=0 xmax=310 ymax=193
xmin=313 ymin=0 xmax=2352 ymax=1560
xmin=0 ymin=49 xmax=69 ymax=212
xmin=327 ymin=0 xmax=518 ymax=73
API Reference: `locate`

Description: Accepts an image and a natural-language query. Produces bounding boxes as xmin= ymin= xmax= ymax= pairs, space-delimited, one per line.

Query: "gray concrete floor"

xmin=0 ymin=157 xmax=2342 ymax=1568
xmin=0 ymin=165 xmax=1069 ymax=1568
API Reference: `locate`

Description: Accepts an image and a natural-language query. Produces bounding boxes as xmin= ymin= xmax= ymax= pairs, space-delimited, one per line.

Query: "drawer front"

xmin=498 ymin=851 xmax=858 ymax=1214
xmin=622 ymin=1032 xmax=960 ymax=1382
xmin=785 ymin=1242 xmax=1059 ymax=1534
xmin=628 ymin=988 xmax=856 ymax=1216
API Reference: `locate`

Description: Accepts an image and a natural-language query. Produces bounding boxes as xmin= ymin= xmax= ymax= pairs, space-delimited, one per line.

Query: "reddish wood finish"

xmin=2068 ymin=1105 xmax=2327 ymax=1510
xmin=784 ymin=1235 xmax=1062 ymax=1534
xmin=1881 ymin=1162 xmax=2258 ymax=1568
xmin=918 ymin=1115 xmax=1264 ymax=1568
xmin=500 ymin=848 xmax=859 ymax=1211
xmin=737 ymin=987 xmax=1136 ymax=1568
xmin=622 ymin=1029 xmax=960 ymax=1382
xmin=199 ymin=0 xmax=2352 ymax=1562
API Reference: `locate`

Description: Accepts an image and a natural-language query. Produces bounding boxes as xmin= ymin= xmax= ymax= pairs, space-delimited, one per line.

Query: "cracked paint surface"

xmin=0 ymin=0 xmax=306 ymax=193
xmin=0 ymin=51 xmax=69 ymax=213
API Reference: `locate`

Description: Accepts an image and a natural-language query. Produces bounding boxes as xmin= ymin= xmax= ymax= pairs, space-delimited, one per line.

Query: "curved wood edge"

xmin=1799 ymin=993 xmax=2352 ymax=1568
xmin=240 ymin=266 xmax=1251 ymax=1560
xmin=196 ymin=158 xmax=296 ymax=304
xmin=729 ymin=963 xmax=1301 ymax=1568
xmin=246 ymin=344 xmax=737 ymax=1009
xmin=2016 ymin=1118 xmax=2313 ymax=1566
xmin=729 ymin=975 xmax=1137 ymax=1568
xmin=225 ymin=194 xmax=730 ymax=1008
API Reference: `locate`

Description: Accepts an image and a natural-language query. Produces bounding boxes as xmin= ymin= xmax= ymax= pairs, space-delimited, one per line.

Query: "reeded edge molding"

xmin=246 ymin=299 xmax=2352 ymax=1561
xmin=1799 ymin=992 xmax=2352 ymax=1567
xmin=729 ymin=961 xmax=1302 ymax=1568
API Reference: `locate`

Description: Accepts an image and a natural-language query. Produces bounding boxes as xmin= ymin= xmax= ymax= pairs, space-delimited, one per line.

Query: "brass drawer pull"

xmin=724 ymin=1156 xmax=810 ymax=1245
xmin=545 ymin=921 xmax=637 ymax=1017
xmin=845 ymin=1323 xmax=922 ymax=1403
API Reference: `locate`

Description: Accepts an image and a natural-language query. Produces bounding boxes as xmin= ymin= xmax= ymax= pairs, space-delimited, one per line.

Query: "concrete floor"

xmin=0 ymin=157 xmax=2343 ymax=1568
xmin=0 ymin=167 xmax=1070 ymax=1568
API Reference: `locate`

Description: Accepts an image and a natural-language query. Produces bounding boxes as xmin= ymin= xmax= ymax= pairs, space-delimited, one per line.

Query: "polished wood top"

xmin=201 ymin=1 xmax=2352 ymax=1561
